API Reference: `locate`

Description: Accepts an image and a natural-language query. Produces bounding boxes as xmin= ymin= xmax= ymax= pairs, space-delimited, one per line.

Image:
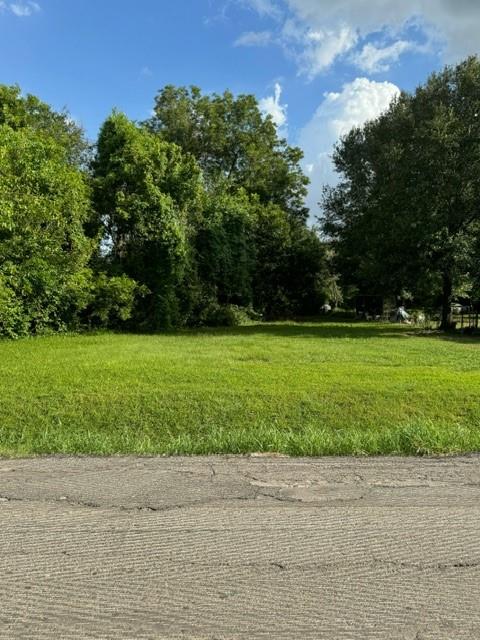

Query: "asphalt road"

xmin=1 ymin=455 xmax=480 ymax=639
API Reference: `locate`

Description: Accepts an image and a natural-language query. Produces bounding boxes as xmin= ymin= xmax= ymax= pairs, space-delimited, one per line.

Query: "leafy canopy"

xmin=322 ymin=56 xmax=480 ymax=326
xmin=146 ymin=85 xmax=309 ymax=221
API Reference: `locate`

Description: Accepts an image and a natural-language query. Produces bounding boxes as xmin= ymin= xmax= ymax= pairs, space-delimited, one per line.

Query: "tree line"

xmin=2 ymin=57 xmax=479 ymax=338
xmin=0 ymin=84 xmax=327 ymax=337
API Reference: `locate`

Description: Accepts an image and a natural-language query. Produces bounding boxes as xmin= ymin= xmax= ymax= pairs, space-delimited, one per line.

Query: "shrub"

xmin=0 ymin=276 xmax=28 ymax=338
xmin=200 ymin=302 xmax=260 ymax=327
xmin=87 ymin=274 xmax=141 ymax=327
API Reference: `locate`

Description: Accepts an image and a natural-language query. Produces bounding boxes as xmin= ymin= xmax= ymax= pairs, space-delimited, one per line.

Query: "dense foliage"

xmin=6 ymin=57 xmax=477 ymax=338
xmin=0 ymin=95 xmax=92 ymax=337
xmin=0 ymin=84 xmax=326 ymax=337
xmin=323 ymin=57 xmax=480 ymax=328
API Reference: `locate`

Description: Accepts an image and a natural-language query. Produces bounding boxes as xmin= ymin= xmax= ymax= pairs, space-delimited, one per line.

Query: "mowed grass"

xmin=0 ymin=322 xmax=479 ymax=457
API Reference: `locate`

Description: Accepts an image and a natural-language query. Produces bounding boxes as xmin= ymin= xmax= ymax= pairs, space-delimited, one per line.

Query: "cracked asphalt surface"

xmin=1 ymin=455 xmax=480 ymax=639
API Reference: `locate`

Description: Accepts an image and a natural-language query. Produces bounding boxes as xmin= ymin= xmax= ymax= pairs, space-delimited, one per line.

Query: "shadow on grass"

xmin=182 ymin=323 xmax=478 ymax=342
xmin=417 ymin=330 xmax=480 ymax=345
xmin=88 ymin=319 xmax=479 ymax=343
xmin=127 ymin=321 xmax=419 ymax=341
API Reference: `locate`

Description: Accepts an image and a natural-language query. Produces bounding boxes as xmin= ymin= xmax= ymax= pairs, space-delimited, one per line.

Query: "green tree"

xmin=323 ymin=57 xmax=480 ymax=328
xmin=193 ymin=189 xmax=255 ymax=308
xmin=146 ymin=86 xmax=309 ymax=221
xmin=93 ymin=111 xmax=201 ymax=328
xmin=0 ymin=125 xmax=93 ymax=336
xmin=0 ymin=84 xmax=89 ymax=166
xmin=253 ymin=204 xmax=326 ymax=318
xmin=190 ymin=190 xmax=326 ymax=321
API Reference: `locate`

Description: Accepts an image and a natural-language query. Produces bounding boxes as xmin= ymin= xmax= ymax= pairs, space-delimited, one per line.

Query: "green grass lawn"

xmin=0 ymin=322 xmax=479 ymax=456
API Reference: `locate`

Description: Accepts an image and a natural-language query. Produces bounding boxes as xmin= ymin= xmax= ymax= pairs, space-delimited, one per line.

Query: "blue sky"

xmin=1 ymin=0 xmax=479 ymax=215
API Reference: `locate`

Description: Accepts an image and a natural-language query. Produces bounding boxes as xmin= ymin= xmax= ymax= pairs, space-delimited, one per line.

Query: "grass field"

xmin=0 ymin=321 xmax=479 ymax=457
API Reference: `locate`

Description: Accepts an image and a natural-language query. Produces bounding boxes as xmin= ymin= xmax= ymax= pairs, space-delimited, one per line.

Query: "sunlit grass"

xmin=0 ymin=322 xmax=479 ymax=456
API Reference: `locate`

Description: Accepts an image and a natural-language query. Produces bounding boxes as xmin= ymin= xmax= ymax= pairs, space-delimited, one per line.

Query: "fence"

xmin=455 ymin=307 xmax=479 ymax=332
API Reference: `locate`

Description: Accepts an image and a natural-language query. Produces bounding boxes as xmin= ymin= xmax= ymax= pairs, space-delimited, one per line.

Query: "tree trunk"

xmin=440 ymin=272 xmax=453 ymax=331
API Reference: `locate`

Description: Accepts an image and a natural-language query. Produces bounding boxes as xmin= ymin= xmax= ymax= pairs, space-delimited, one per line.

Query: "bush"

xmin=0 ymin=276 xmax=28 ymax=338
xmin=200 ymin=302 xmax=261 ymax=327
xmin=87 ymin=274 xmax=141 ymax=327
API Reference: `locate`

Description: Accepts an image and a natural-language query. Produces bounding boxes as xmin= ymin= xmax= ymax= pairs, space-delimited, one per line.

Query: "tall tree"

xmin=323 ymin=57 xmax=480 ymax=328
xmin=93 ymin=111 xmax=201 ymax=328
xmin=193 ymin=188 xmax=255 ymax=308
xmin=146 ymin=86 xmax=309 ymax=221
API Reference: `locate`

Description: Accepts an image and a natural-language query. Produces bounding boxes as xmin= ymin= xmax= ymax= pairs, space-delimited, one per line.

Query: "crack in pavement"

xmin=1 ymin=493 xmax=266 ymax=512
xmin=167 ymin=559 xmax=480 ymax=572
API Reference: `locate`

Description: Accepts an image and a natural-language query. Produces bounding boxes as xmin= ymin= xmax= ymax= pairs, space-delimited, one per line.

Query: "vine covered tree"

xmin=93 ymin=111 xmax=202 ymax=328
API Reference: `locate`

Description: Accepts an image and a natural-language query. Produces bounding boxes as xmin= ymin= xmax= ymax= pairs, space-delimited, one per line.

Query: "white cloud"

xmin=237 ymin=0 xmax=480 ymax=77
xmin=234 ymin=30 xmax=273 ymax=47
xmin=354 ymin=40 xmax=414 ymax=73
xmin=284 ymin=0 xmax=417 ymax=35
xmin=298 ymin=77 xmax=400 ymax=216
xmin=5 ymin=0 xmax=40 ymax=16
xmin=259 ymin=82 xmax=288 ymax=132
xmin=240 ymin=0 xmax=282 ymax=19
xmin=140 ymin=66 xmax=153 ymax=78
xmin=290 ymin=25 xmax=358 ymax=79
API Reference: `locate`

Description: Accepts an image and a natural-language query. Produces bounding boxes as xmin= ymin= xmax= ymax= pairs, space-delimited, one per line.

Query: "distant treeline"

xmin=0 ymin=84 xmax=328 ymax=337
